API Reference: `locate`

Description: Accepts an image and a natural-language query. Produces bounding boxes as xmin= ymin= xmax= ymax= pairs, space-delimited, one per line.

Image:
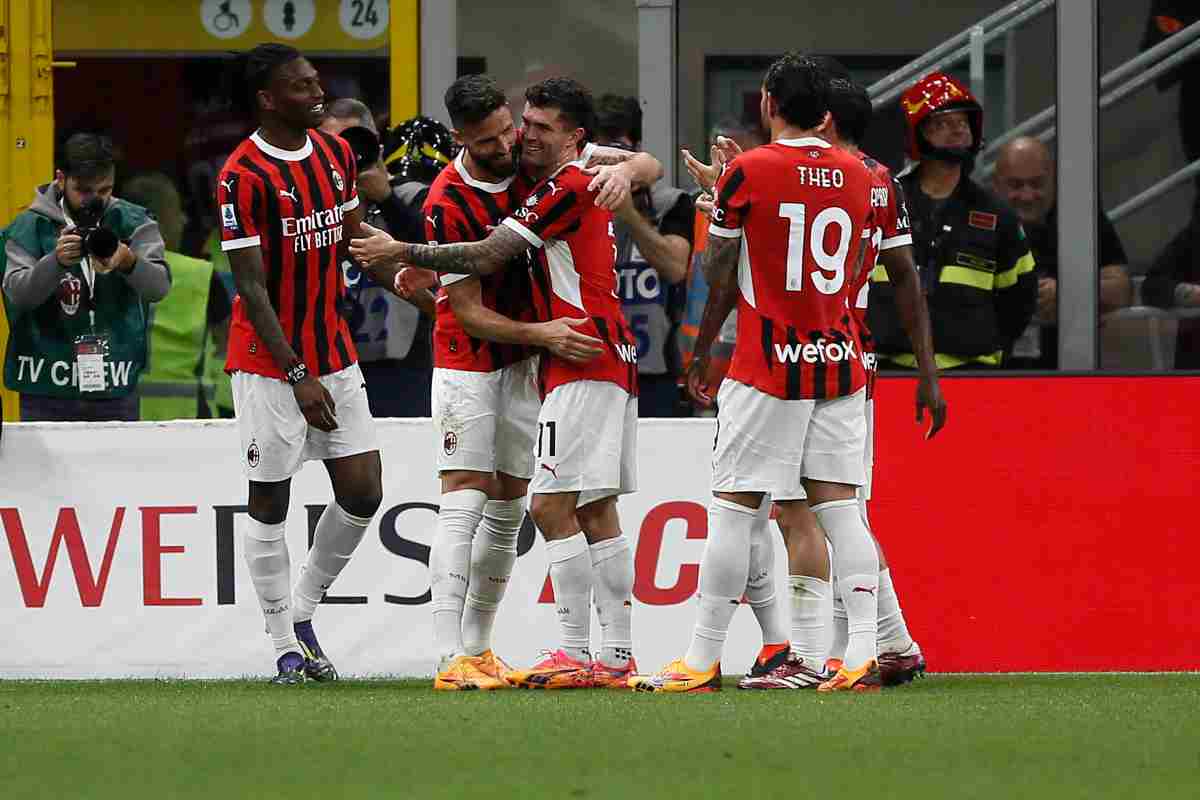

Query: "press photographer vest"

xmin=615 ymin=184 xmax=687 ymax=376
xmin=3 ymin=199 xmax=153 ymax=399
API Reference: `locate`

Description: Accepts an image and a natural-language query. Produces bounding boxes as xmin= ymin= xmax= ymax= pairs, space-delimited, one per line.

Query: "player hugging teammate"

xmin=351 ymin=53 xmax=945 ymax=693
xmin=353 ymin=76 xmax=663 ymax=689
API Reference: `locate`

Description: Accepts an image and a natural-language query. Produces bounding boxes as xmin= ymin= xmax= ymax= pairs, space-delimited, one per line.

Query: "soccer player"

xmin=353 ymin=77 xmax=661 ymax=689
xmin=819 ymin=77 xmax=931 ymax=686
xmin=408 ymin=74 xmax=606 ymax=691
xmin=630 ymin=53 xmax=942 ymax=694
xmin=218 ymin=44 xmax=382 ymax=684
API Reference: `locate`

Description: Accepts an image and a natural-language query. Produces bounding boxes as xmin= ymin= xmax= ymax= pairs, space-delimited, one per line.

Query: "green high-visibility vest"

xmin=202 ymin=229 xmax=234 ymax=415
xmin=139 ymin=251 xmax=213 ymax=420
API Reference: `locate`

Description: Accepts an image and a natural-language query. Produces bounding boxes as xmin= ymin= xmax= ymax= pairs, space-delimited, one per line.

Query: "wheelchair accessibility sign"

xmin=202 ymin=0 xmax=252 ymax=40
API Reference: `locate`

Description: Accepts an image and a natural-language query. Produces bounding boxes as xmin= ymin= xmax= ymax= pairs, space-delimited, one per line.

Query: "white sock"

xmin=293 ymin=502 xmax=372 ymax=623
xmin=546 ymin=532 xmax=593 ymax=662
xmin=684 ymin=498 xmax=756 ymax=671
xmin=745 ymin=498 xmax=789 ymax=646
xmin=830 ymin=591 xmax=848 ymax=663
xmin=876 ymin=568 xmax=917 ymax=655
xmin=430 ymin=488 xmax=487 ymax=667
xmin=829 ymin=540 xmax=847 ymax=662
xmin=590 ymin=534 xmax=634 ymax=668
xmin=788 ymin=575 xmax=832 ymax=672
xmin=462 ymin=497 xmax=523 ymax=656
xmin=243 ymin=517 xmax=299 ymax=657
xmin=814 ymin=499 xmax=879 ymax=671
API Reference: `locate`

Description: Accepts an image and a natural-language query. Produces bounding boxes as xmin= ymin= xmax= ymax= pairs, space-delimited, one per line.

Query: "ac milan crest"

xmin=247 ymin=440 xmax=261 ymax=468
xmin=332 ymin=169 xmax=345 ymax=193
xmin=58 ymin=274 xmax=83 ymax=317
xmin=443 ymin=431 xmax=458 ymax=456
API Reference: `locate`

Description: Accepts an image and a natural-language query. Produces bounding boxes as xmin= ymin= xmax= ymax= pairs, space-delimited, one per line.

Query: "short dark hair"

xmin=58 ymin=132 xmax=115 ymax=180
xmin=325 ymin=98 xmax=375 ymax=132
xmin=444 ymin=75 xmax=508 ymax=128
xmin=243 ymin=43 xmax=302 ymax=114
xmin=595 ymin=94 xmax=642 ymax=145
xmin=809 ymin=55 xmax=852 ymax=82
xmin=826 ymin=78 xmax=872 ymax=145
xmin=525 ymin=77 xmax=594 ymax=138
xmin=762 ymin=52 xmax=829 ymax=129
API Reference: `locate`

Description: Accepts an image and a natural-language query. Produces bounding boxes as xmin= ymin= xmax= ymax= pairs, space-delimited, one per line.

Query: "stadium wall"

xmin=2 ymin=376 xmax=1197 ymax=678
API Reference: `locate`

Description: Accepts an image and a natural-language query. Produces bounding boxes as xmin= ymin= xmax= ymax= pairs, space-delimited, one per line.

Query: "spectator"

xmin=1142 ymin=2 xmax=1200 ymax=174
xmin=869 ymin=72 xmax=1036 ymax=370
xmin=1140 ymin=198 xmax=1200 ymax=368
xmin=320 ymin=102 xmax=439 ymax=417
xmin=594 ymin=94 xmax=694 ymax=417
xmin=122 ymin=172 xmax=233 ymax=419
xmin=2 ymin=133 xmax=170 ymax=421
xmin=992 ymin=136 xmax=1132 ymax=369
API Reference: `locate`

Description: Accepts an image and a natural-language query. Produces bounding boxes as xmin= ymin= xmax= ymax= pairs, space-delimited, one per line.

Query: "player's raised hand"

xmin=685 ymin=355 xmax=715 ymax=408
xmin=714 ymin=135 xmax=744 ymax=163
xmin=349 ymin=221 xmax=399 ymax=269
xmin=294 ymin=375 xmax=338 ymax=432
xmin=681 ymin=146 xmax=723 ymax=194
xmin=584 ymin=164 xmax=633 ymax=210
xmin=916 ymin=374 xmax=947 ymax=439
xmin=694 ymin=192 xmax=715 ymax=219
xmin=538 ymin=318 xmax=604 ymax=363
xmin=392 ymin=266 xmax=438 ymax=299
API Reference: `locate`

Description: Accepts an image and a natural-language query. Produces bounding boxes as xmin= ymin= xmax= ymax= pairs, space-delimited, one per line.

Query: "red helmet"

xmin=901 ymin=71 xmax=983 ymax=162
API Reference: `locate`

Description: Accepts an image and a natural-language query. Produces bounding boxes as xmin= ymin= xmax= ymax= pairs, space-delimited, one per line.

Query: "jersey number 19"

xmin=778 ymin=202 xmax=854 ymax=295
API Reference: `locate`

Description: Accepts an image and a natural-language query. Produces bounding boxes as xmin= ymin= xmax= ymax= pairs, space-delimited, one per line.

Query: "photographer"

xmin=319 ymin=102 xmax=439 ymax=417
xmin=2 ymin=133 xmax=170 ymax=421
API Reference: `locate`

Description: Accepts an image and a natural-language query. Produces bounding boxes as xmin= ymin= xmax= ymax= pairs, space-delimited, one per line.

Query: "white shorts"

xmin=711 ymin=380 xmax=866 ymax=501
xmin=432 ymin=358 xmax=540 ymax=479
xmin=857 ymin=398 xmax=876 ymax=501
xmin=529 ymin=380 xmax=638 ymax=507
xmin=232 ymin=363 xmax=378 ymax=482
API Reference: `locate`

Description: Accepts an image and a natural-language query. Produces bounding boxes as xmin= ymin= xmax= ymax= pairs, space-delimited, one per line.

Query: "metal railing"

xmin=867 ymin=0 xmax=1054 ymax=110
xmin=1108 ymin=158 xmax=1200 ymax=223
xmin=977 ymin=18 xmax=1200 ymax=178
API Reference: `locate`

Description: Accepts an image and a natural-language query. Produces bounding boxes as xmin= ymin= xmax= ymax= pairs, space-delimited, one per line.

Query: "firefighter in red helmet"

xmin=868 ymin=71 xmax=1037 ymax=369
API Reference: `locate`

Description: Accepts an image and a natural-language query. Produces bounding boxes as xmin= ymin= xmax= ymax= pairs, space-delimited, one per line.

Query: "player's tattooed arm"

xmin=401 ymin=225 xmax=530 ymax=277
xmin=228 ymin=246 xmax=301 ymax=373
xmin=700 ymin=233 xmax=741 ymax=286
xmin=229 ymin=245 xmax=338 ymax=430
xmin=879 ymin=244 xmax=946 ymax=438
xmin=352 ymin=222 xmax=529 ymax=278
xmin=685 ymin=268 xmax=740 ymax=407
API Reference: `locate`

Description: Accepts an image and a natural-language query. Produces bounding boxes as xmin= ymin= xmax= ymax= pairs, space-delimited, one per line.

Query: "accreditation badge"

xmin=74 ymin=332 xmax=110 ymax=393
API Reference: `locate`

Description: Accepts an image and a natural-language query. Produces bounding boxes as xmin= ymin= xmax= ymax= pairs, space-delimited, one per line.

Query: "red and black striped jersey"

xmin=503 ymin=163 xmax=638 ymax=396
xmin=710 ymin=136 xmax=872 ymax=400
xmin=218 ymin=129 xmax=360 ymax=379
xmin=852 ymin=151 xmax=913 ymax=397
xmin=423 ymin=151 xmax=539 ymax=372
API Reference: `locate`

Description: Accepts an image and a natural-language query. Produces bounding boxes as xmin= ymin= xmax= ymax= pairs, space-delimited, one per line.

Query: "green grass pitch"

xmin=2 ymin=675 xmax=1197 ymax=799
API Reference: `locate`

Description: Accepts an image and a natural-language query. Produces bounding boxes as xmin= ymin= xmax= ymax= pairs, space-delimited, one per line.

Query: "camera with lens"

xmin=72 ymin=197 xmax=119 ymax=260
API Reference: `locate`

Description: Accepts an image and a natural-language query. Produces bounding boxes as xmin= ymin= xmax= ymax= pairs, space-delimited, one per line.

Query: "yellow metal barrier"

xmin=1 ymin=0 xmax=55 ymax=421
xmin=390 ymin=0 xmax=419 ymax=124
